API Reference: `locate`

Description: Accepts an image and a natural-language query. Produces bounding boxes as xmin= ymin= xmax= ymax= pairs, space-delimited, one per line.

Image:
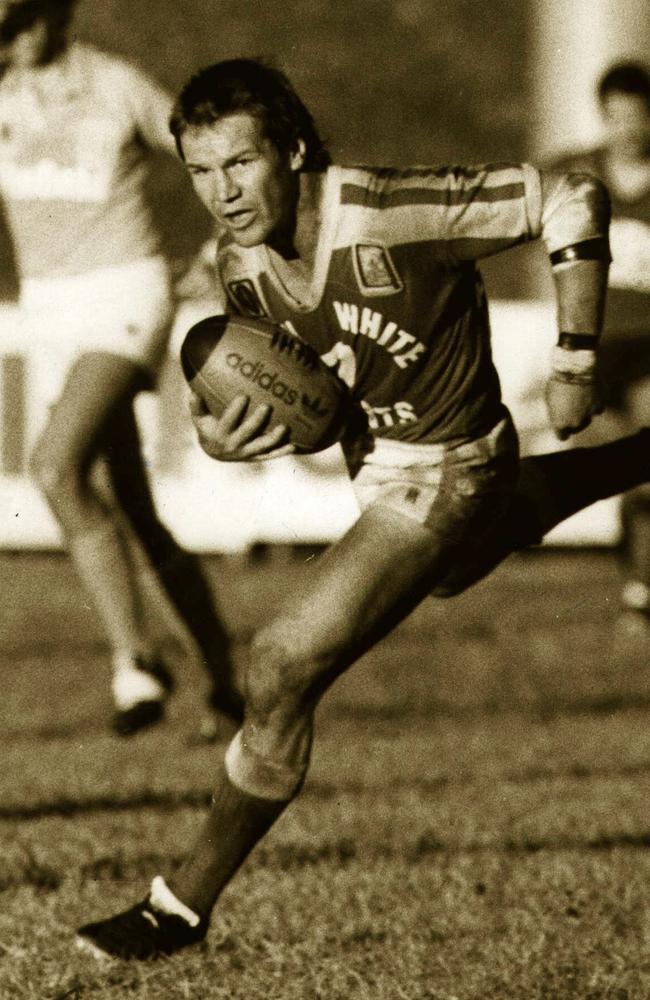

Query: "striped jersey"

xmin=0 ymin=43 xmax=175 ymax=282
xmin=217 ymin=163 xmax=545 ymax=445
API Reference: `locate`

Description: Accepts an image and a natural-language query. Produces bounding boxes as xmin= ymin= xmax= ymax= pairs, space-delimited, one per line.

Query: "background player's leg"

xmin=104 ymin=401 xmax=242 ymax=727
xmin=30 ymin=352 xmax=171 ymax=731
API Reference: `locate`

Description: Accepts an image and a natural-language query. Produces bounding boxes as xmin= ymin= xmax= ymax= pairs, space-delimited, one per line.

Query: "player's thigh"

xmin=258 ymin=457 xmax=516 ymax=697
xmin=254 ymin=503 xmax=441 ymax=693
xmin=33 ymin=351 xmax=147 ymax=475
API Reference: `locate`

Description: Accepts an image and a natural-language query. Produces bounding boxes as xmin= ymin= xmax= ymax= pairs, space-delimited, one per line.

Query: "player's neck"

xmin=270 ymin=170 xmax=326 ymax=272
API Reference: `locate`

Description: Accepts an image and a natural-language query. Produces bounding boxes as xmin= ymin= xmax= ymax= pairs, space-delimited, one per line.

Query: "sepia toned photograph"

xmin=2 ymin=1 xmax=650 ymax=996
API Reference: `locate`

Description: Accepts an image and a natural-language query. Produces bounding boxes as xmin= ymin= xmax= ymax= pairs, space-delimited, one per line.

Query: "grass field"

xmin=3 ymin=547 xmax=650 ymax=999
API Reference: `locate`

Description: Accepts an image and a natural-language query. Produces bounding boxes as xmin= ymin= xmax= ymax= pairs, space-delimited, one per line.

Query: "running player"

xmin=0 ymin=0 xmax=241 ymax=735
xmin=550 ymin=62 xmax=650 ymax=635
xmin=77 ymin=58 xmax=650 ymax=958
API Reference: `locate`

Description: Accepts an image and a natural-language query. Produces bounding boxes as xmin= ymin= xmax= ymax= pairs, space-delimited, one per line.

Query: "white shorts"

xmin=14 ymin=256 xmax=174 ymax=373
xmin=347 ymin=415 xmax=519 ymax=520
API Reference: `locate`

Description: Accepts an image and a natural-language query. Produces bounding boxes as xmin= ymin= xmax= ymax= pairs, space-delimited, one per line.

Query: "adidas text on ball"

xmin=181 ymin=315 xmax=351 ymax=454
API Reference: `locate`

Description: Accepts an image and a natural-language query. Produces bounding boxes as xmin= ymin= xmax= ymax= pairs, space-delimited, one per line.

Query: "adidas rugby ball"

xmin=180 ymin=314 xmax=351 ymax=454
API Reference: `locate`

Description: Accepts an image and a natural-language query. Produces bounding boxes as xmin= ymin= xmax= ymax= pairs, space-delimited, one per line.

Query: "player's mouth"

xmin=222 ymin=209 xmax=256 ymax=231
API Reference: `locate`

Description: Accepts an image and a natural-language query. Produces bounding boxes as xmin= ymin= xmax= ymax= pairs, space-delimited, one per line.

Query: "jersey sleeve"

xmin=375 ymin=163 xmax=607 ymax=264
xmin=420 ymin=162 xmax=543 ymax=262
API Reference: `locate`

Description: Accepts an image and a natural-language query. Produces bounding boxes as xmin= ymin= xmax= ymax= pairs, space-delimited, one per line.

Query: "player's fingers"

xmin=249 ymin=443 xmax=297 ymax=462
xmin=191 ymin=409 xmax=222 ymax=440
xmin=191 ymin=401 xmax=247 ymax=457
xmin=217 ymin=395 xmax=251 ymax=431
xmin=226 ymin=403 xmax=274 ymax=448
xmin=188 ymin=390 xmax=209 ymax=418
xmin=189 ymin=392 xmax=250 ymax=430
xmin=237 ymin=422 xmax=292 ymax=458
xmin=193 ymin=396 xmax=253 ymax=451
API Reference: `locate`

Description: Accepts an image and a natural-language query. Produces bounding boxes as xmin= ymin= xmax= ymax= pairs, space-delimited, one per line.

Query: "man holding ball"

xmin=78 ymin=58 xmax=650 ymax=959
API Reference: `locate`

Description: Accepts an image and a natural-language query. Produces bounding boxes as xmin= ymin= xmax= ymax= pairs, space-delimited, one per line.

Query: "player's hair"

xmin=597 ymin=61 xmax=650 ymax=108
xmin=0 ymin=0 xmax=76 ymax=47
xmin=170 ymin=58 xmax=331 ymax=171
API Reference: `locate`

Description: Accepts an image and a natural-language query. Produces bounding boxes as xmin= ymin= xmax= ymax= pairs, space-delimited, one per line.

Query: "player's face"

xmin=601 ymin=92 xmax=650 ymax=154
xmin=181 ymin=113 xmax=305 ymax=250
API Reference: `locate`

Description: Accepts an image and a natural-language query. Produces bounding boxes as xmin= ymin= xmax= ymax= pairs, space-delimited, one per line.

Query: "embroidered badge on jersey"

xmin=353 ymin=243 xmax=403 ymax=297
xmin=226 ymin=278 xmax=268 ymax=318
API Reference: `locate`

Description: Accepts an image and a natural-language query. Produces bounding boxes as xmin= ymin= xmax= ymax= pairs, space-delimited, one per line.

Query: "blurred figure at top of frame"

xmin=551 ymin=61 xmax=650 ymax=635
xmin=0 ymin=0 xmax=242 ymax=738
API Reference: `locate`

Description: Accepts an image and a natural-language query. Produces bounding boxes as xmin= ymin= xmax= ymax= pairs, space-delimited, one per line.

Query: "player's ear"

xmin=289 ymin=139 xmax=307 ymax=172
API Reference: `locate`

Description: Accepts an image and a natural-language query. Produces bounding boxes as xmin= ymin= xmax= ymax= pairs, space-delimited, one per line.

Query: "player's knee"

xmin=224 ymin=721 xmax=313 ymax=801
xmin=31 ymin=448 xmax=78 ymax=504
xmin=245 ymin=629 xmax=308 ymax=723
xmin=29 ymin=437 xmax=58 ymax=498
xmin=30 ymin=439 xmax=92 ymax=517
xmin=228 ymin=620 xmax=341 ymax=800
xmin=245 ymin=619 xmax=343 ymax=724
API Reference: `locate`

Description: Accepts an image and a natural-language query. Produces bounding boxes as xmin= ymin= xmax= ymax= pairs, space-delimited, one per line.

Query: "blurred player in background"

xmin=78 ymin=58 xmax=650 ymax=958
xmin=551 ymin=62 xmax=650 ymax=635
xmin=0 ymin=0 xmax=241 ymax=736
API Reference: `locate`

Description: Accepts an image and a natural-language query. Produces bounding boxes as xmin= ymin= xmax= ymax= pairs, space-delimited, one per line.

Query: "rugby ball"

xmin=180 ymin=314 xmax=351 ymax=454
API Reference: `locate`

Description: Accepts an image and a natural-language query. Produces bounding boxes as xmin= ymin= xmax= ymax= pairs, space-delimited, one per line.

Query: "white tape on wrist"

xmin=551 ymin=346 xmax=597 ymax=376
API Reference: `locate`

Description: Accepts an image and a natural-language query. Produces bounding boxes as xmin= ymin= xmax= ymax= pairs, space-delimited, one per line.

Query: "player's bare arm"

xmin=538 ymin=170 xmax=611 ymax=439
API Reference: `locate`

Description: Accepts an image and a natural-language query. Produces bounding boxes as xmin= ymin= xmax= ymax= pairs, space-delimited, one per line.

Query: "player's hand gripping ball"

xmin=180 ymin=314 xmax=352 ymax=455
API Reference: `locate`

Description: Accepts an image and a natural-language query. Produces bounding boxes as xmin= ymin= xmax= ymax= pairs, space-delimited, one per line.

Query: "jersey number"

xmin=320 ymin=342 xmax=358 ymax=389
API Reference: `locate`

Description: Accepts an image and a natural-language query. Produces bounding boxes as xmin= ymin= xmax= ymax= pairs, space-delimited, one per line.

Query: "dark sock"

xmin=431 ymin=430 xmax=650 ymax=597
xmin=515 ymin=429 xmax=650 ymax=544
xmin=170 ymin=763 xmax=288 ymax=918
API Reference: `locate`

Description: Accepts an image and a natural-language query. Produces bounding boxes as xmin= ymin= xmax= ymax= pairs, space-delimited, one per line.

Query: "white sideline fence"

xmin=0 ymin=298 xmax=620 ymax=551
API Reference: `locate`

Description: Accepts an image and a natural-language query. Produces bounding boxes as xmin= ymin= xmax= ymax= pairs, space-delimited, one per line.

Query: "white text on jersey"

xmin=332 ymin=301 xmax=426 ymax=369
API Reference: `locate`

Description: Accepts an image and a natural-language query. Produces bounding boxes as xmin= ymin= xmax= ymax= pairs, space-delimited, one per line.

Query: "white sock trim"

xmin=225 ymin=729 xmax=303 ymax=801
xmin=149 ymin=875 xmax=201 ymax=928
xmin=111 ymin=655 xmax=166 ymax=710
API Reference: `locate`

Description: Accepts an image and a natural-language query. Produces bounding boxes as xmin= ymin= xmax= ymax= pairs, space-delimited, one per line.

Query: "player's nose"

xmin=212 ymin=169 xmax=240 ymax=205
